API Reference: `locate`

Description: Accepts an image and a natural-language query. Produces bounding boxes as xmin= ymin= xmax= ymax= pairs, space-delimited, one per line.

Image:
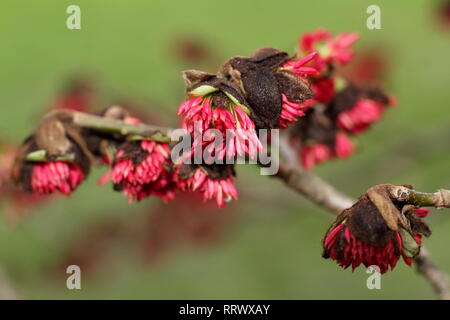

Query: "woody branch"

xmin=35 ymin=109 xmax=450 ymax=300
xmin=277 ymin=140 xmax=450 ymax=299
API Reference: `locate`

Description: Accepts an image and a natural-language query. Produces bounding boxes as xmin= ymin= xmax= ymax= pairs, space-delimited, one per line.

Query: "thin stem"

xmin=71 ymin=111 xmax=175 ymax=141
xmin=276 ymin=161 xmax=353 ymax=213
xmin=389 ymin=186 xmax=450 ymax=208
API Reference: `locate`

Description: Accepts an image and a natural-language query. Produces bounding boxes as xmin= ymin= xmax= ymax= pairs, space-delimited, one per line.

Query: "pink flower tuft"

xmin=301 ymin=28 xmax=332 ymax=53
xmin=324 ymin=224 xmax=414 ymax=273
xmin=312 ymin=77 xmax=335 ymax=103
xmin=330 ymin=32 xmax=360 ymax=65
xmin=300 ymin=29 xmax=359 ymax=72
xmin=336 ymin=98 xmax=385 ymax=134
xmin=31 ymin=161 xmax=84 ymax=196
xmin=413 ymin=208 xmax=430 ymax=218
xmin=175 ymin=167 xmax=238 ymax=208
xmin=281 ymin=52 xmax=319 ymax=77
xmin=178 ymin=97 xmax=262 ymax=160
xmin=111 ymin=140 xmax=174 ymax=202
xmin=335 ymin=132 xmax=355 ymax=159
xmin=300 ymin=144 xmax=333 ymax=170
xmin=278 ymin=94 xmax=314 ymax=128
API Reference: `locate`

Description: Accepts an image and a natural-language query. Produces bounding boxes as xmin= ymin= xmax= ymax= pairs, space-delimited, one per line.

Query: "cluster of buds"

xmin=323 ymin=184 xmax=431 ymax=273
xmin=8 ymin=30 xmax=450 ymax=281
xmin=288 ymin=29 xmax=395 ymax=169
xmin=11 ymin=31 xmax=394 ymax=209
xmin=110 ymin=140 xmax=175 ymax=202
xmin=173 ymin=46 xmax=319 ymax=205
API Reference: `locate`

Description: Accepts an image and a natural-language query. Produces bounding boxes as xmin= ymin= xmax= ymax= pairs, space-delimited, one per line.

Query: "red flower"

xmin=413 ymin=208 xmax=429 ymax=218
xmin=297 ymin=133 xmax=354 ymax=169
xmin=323 ymin=188 xmax=431 ymax=274
xmin=300 ymin=29 xmax=359 ymax=72
xmin=278 ymin=94 xmax=314 ymax=129
xmin=301 ymin=28 xmax=332 ymax=53
xmin=274 ymin=52 xmax=318 ymax=129
xmin=330 ymin=32 xmax=360 ymax=65
xmin=281 ymin=52 xmax=319 ymax=78
xmin=178 ymin=96 xmax=262 ymax=159
xmin=111 ymin=140 xmax=174 ymax=202
xmin=324 ymin=224 xmax=412 ymax=273
xmin=334 ymin=132 xmax=355 ymax=159
xmin=175 ymin=166 xmax=237 ymax=208
xmin=336 ymin=98 xmax=385 ymax=134
xmin=31 ymin=161 xmax=84 ymax=196
xmin=311 ymin=77 xmax=335 ymax=103
xmin=300 ymin=143 xmax=333 ymax=170
xmin=132 ymin=170 xmax=176 ymax=203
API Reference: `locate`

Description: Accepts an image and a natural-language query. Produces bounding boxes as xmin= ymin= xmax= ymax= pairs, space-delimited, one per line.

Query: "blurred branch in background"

xmin=276 ymin=137 xmax=450 ymax=299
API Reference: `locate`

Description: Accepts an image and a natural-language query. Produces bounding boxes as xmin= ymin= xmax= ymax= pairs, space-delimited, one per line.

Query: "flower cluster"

xmin=173 ymin=46 xmax=318 ymax=204
xmin=11 ymin=30 xmax=394 ymax=209
xmin=178 ymin=94 xmax=262 ymax=160
xmin=111 ymin=140 xmax=175 ymax=202
xmin=12 ymin=114 xmax=91 ymax=197
xmin=300 ymin=28 xmax=359 ymax=72
xmin=174 ymin=164 xmax=237 ymax=208
xmin=289 ymin=29 xmax=394 ymax=169
xmin=323 ymin=185 xmax=431 ymax=273
xmin=30 ymin=161 xmax=84 ymax=195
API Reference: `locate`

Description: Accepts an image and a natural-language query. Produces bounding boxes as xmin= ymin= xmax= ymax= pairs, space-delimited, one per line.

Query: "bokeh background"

xmin=0 ymin=0 xmax=449 ymax=299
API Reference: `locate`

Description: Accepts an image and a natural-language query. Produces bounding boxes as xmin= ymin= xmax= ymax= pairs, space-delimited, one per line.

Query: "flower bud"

xmin=218 ymin=47 xmax=314 ymax=129
xmin=12 ymin=114 xmax=91 ymax=196
xmin=110 ymin=140 xmax=175 ymax=202
xmin=174 ymin=163 xmax=237 ymax=208
xmin=323 ymin=184 xmax=431 ymax=273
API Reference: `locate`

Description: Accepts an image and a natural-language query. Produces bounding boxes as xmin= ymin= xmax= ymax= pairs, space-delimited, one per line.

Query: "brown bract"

xmin=183 ymin=47 xmax=312 ymax=129
xmin=323 ymin=184 xmax=431 ymax=257
xmin=12 ymin=110 xmax=92 ymax=192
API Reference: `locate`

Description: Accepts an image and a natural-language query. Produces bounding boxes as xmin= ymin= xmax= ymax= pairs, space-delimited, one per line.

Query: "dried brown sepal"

xmin=294 ymin=107 xmax=337 ymax=148
xmin=11 ymin=111 xmax=93 ymax=192
xmin=327 ymin=83 xmax=390 ymax=120
xmin=218 ymin=47 xmax=311 ymax=129
xmin=113 ymin=141 xmax=149 ymax=166
xmin=183 ymin=71 xmax=250 ymax=111
xmin=323 ymin=184 xmax=432 ymax=254
xmin=182 ymin=70 xmax=217 ymax=91
xmin=274 ymin=71 xmax=312 ymax=102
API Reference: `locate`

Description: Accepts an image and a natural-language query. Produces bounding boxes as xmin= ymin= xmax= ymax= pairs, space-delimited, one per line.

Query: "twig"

xmin=30 ymin=109 xmax=450 ymax=299
xmin=276 ymin=161 xmax=353 ymax=213
xmin=71 ymin=111 xmax=174 ymax=140
xmin=390 ymin=186 xmax=450 ymax=209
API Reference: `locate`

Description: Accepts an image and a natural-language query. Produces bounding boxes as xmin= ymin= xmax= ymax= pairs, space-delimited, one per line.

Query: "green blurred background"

xmin=0 ymin=0 xmax=449 ymax=299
